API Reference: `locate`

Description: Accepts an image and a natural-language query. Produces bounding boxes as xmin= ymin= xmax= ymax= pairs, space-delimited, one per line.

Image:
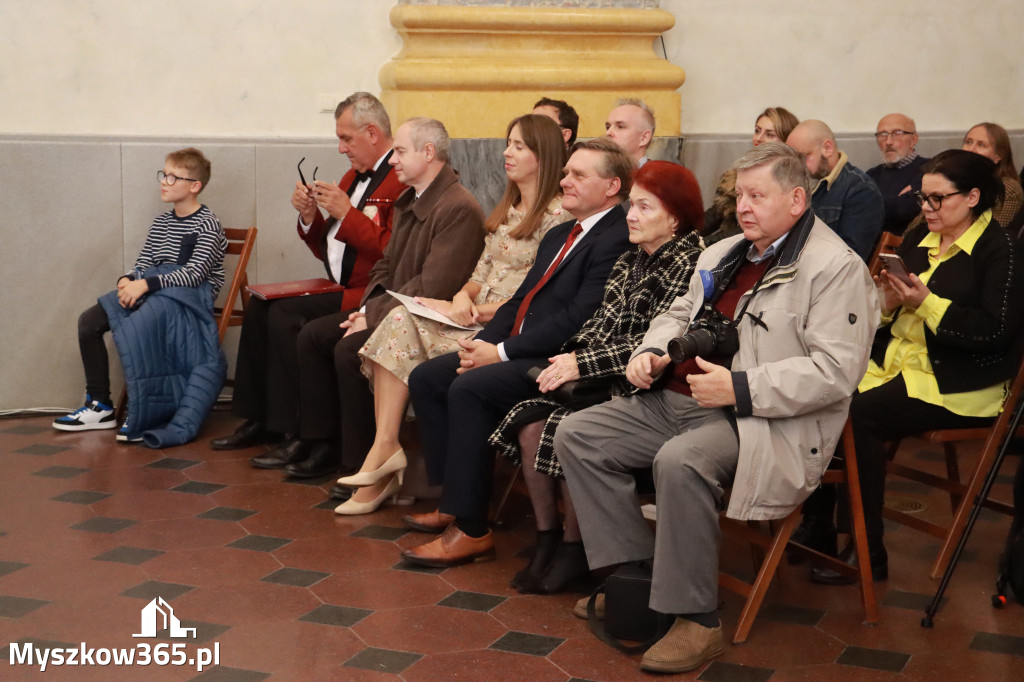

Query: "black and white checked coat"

xmin=489 ymin=231 xmax=702 ymax=477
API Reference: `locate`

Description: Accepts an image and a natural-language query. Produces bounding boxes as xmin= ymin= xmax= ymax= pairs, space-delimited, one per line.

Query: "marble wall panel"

xmin=1 ymin=130 xmax=1021 ymax=409
xmin=252 ymin=143 xmax=349 ymax=286
xmin=0 ymin=141 xmax=124 ymax=409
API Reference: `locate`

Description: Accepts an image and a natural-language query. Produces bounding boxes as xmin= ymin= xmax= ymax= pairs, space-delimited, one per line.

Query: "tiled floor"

xmin=1 ymin=411 xmax=1023 ymax=680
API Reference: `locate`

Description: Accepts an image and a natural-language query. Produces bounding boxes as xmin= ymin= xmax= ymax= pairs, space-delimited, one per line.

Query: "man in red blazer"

xmin=212 ymin=92 xmax=406 ymax=455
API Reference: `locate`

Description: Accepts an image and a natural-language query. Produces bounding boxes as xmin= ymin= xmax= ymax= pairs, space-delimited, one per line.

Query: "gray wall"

xmin=1 ymin=132 xmax=1020 ymax=410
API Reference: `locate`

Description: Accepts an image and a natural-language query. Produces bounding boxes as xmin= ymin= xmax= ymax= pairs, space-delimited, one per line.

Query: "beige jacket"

xmin=635 ymin=211 xmax=879 ymax=520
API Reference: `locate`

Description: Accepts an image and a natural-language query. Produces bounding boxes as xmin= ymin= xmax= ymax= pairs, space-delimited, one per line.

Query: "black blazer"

xmin=477 ymin=204 xmax=630 ymax=359
xmin=871 ymin=219 xmax=1024 ymax=393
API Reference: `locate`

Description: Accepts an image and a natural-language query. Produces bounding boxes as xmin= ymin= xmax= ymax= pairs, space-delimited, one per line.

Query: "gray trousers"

xmin=555 ymin=391 xmax=738 ymax=615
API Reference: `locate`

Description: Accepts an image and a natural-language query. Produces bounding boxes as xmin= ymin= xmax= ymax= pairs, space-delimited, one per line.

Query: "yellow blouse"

xmin=859 ymin=211 xmax=1006 ymax=417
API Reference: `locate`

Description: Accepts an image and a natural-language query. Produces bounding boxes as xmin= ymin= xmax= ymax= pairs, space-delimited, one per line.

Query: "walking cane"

xmin=921 ymin=391 xmax=1024 ymax=628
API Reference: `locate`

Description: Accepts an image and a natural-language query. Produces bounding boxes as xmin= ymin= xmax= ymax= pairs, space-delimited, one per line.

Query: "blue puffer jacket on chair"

xmin=99 ymin=264 xmax=226 ymax=448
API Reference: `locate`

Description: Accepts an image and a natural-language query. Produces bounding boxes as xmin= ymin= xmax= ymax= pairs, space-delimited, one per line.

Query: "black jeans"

xmin=78 ymin=303 xmax=112 ymax=405
xmin=851 ymin=374 xmax=993 ymax=539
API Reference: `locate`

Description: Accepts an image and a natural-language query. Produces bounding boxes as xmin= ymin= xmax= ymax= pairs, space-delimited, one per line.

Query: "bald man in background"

xmin=867 ymin=113 xmax=929 ymax=235
xmin=786 ymin=119 xmax=884 ymax=261
xmin=605 ymin=98 xmax=655 ymax=168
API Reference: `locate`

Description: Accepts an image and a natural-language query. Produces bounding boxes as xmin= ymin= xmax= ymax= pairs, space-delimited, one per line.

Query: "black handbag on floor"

xmin=587 ymin=562 xmax=672 ymax=653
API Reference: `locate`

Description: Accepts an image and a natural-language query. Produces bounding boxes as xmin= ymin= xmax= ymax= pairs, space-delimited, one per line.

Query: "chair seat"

xmin=717 ymin=420 xmax=878 ymax=643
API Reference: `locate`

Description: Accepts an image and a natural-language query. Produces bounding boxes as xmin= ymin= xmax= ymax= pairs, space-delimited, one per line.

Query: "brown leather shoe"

xmin=400 ymin=525 xmax=495 ymax=568
xmin=641 ymin=617 xmax=725 ymax=673
xmin=402 ymin=509 xmax=455 ymax=533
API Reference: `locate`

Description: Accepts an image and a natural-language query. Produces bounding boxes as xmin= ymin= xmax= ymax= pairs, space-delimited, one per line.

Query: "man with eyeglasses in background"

xmin=786 ymin=119 xmax=884 ymax=262
xmin=867 ymin=114 xmax=930 ymax=235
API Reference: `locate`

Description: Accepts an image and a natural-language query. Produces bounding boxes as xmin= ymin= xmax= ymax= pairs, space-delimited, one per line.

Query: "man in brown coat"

xmin=264 ymin=117 xmax=485 ymax=479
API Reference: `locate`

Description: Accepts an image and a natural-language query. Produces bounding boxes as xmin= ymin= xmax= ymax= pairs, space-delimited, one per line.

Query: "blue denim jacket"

xmin=810 ymin=156 xmax=884 ymax=262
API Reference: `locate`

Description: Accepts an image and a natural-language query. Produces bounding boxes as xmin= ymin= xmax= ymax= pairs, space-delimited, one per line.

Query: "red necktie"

xmin=511 ymin=222 xmax=583 ymax=336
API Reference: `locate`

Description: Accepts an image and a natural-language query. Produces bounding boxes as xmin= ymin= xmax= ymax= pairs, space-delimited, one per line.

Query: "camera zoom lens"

xmin=667 ymin=328 xmax=717 ymax=363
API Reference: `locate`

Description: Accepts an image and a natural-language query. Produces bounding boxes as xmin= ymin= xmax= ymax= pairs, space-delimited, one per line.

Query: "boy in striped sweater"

xmin=54 ymin=147 xmax=227 ymax=436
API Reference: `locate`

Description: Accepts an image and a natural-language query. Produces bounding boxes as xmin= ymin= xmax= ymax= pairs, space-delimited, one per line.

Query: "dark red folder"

xmin=246 ymin=278 xmax=344 ymax=301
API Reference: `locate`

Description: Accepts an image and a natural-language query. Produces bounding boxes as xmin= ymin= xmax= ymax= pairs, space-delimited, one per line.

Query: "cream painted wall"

xmin=0 ymin=0 xmax=401 ymax=137
xmin=2 ymin=0 xmax=1023 ymax=411
xmin=1 ymin=1 xmax=1021 ymax=137
xmin=661 ymin=0 xmax=1024 ymax=133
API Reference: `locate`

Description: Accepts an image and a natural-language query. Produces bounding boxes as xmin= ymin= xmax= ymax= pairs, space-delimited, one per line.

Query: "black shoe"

xmin=212 ymin=420 xmax=276 ymax=450
xmin=809 ymin=539 xmax=888 ymax=585
xmin=518 ymin=541 xmax=590 ymax=595
xmin=250 ymin=437 xmax=307 ymax=469
xmin=328 ymin=483 xmax=353 ymax=502
xmin=510 ymin=529 xmax=562 ymax=589
xmin=787 ymin=515 xmax=838 ymax=565
xmin=285 ymin=441 xmax=339 ymax=479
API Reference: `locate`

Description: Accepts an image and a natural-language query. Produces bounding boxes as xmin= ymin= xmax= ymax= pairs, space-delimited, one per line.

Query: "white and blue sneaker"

xmin=116 ymin=411 xmax=143 ymax=443
xmin=53 ymin=396 xmax=117 ymax=432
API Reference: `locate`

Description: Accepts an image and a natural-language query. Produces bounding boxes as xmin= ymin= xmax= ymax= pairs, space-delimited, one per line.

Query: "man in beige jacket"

xmin=556 ymin=142 xmax=878 ymax=673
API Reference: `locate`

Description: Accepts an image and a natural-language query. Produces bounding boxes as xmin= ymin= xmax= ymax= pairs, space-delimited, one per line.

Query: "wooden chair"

xmin=115 ymin=226 xmax=257 ymax=422
xmin=215 ymin=226 xmax=258 ymax=344
xmin=719 ymin=419 xmax=879 ymax=643
xmin=882 ymin=350 xmax=1024 ymax=579
xmin=867 ymin=231 xmax=903 ymax=279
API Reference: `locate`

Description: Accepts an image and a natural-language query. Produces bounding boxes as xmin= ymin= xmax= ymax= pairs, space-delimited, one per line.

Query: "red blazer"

xmin=296 ymin=159 xmax=406 ymax=310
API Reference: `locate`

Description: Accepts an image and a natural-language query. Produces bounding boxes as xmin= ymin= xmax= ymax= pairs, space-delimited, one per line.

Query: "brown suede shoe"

xmin=573 ymin=593 xmax=604 ymax=620
xmin=400 ymin=525 xmax=495 ymax=568
xmin=401 ymin=509 xmax=455 ymax=533
xmin=641 ymin=617 xmax=725 ymax=674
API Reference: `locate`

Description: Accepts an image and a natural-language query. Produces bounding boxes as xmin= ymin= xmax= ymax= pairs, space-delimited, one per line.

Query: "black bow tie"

xmin=354 ymin=169 xmax=374 ymax=184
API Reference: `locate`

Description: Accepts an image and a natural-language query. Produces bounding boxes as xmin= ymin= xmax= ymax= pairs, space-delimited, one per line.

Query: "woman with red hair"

xmin=490 ymin=160 xmax=704 ymax=594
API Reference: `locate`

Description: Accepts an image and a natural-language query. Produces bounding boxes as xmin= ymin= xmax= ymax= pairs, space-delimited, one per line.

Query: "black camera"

xmin=666 ymin=307 xmax=740 ymax=364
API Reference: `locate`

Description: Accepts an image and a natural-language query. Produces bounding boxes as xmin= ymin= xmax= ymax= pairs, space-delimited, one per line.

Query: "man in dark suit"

xmin=400 ymin=138 xmax=633 ymax=567
xmin=211 ymin=92 xmax=406 ymax=457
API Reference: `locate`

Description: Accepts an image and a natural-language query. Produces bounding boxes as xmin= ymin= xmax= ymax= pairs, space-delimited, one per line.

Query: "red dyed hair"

xmin=633 ymin=160 xmax=704 ymax=234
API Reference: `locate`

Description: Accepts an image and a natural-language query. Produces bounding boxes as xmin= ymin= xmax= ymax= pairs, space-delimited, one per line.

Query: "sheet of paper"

xmin=386 ymin=290 xmax=484 ymax=331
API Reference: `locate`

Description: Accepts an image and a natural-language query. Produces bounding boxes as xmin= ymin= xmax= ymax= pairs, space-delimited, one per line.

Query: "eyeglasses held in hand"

xmin=874 ymin=130 xmax=914 ymax=141
xmin=157 ymin=170 xmax=198 ymax=185
xmin=298 ymin=157 xmax=318 ymax=186
xmin=913 ymin=190 xmax=964 ymax=210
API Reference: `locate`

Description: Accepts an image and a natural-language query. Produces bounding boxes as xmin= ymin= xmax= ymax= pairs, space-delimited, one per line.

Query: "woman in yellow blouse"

xmin=812 ymin=149 xmax=1024 ymax=585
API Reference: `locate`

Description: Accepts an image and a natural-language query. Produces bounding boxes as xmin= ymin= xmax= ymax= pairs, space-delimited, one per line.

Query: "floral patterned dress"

xmin=359 ymin=197 xmax=565 ymax=383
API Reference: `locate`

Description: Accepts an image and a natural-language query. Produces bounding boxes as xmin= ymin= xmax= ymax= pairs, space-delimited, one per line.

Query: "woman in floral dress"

xmin=334 ymin=114 xmax=568 ymax=514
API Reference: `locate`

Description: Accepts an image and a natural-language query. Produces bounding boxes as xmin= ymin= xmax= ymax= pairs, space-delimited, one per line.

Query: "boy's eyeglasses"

xmin=157 ymin=170 xmax=198 ymax=186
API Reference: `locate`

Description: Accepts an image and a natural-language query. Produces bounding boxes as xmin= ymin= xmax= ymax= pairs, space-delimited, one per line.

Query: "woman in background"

xmin=702 ymin=107 xmax=799 ymax=246
xmin=961 ymin=122 xmax=1023 ymax=231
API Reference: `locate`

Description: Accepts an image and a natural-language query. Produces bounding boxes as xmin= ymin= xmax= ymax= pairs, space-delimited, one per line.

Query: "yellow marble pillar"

xmin=379 ymin=4 xmax=685 ymax=138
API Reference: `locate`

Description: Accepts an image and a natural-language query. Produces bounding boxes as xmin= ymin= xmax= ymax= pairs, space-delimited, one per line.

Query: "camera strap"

xmin=703 ymin=248 xmax=775 ymax=331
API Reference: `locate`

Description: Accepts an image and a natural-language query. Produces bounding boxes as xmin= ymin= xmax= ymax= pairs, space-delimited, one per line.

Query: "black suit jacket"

xmin=477 ymin=204 xmax=630 ymax=359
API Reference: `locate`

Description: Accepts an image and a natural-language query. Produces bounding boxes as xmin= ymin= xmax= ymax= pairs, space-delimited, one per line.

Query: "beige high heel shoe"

xmin=334 ymin=472 xmax=403 ymax=516
xmin=336 ymin=448 xmax=406 ymax=487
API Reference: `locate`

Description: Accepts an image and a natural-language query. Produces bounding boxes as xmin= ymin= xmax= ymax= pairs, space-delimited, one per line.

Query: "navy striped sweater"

xmin=126 ymin=205 xmax=227 ymax=295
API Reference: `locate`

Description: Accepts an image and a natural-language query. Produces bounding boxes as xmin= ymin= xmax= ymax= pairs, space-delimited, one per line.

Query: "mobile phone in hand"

xmin=878 ymin=253 xmax=913 ymax=286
